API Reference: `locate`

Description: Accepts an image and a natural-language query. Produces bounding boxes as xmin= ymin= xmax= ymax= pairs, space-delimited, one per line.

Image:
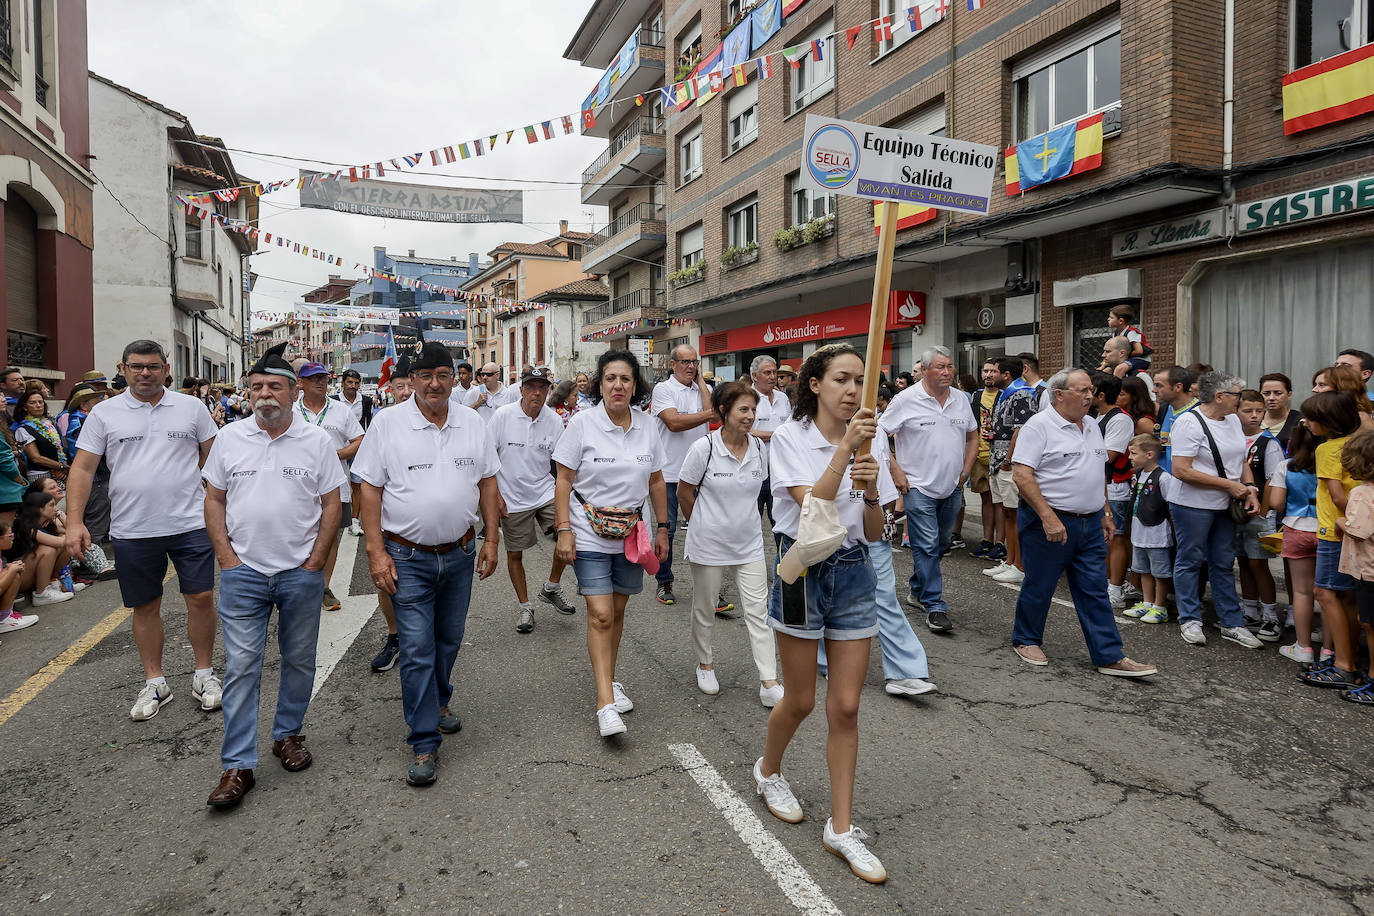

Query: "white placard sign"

xmin=797 ymin=115 xmax=998 ymax=216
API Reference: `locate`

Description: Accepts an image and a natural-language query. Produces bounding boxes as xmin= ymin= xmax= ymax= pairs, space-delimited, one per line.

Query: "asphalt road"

xmin=1 ymin=520 xmax=1371 ymax=915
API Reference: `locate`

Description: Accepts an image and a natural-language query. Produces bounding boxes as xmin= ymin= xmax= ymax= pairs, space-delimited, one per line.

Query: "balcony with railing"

xmin=6 ymin=329 xmax=45 ymax=368
xmin=581 ymin=25 xmax=666 ymax=140
xmin=581 ymin=116 xmax=666 ymax=207
xmin=0 ymin=1 xmax=13 ymax=69
xmin=580 ymin=288 xmax=665 ymax=339
xmin=582 ymin=202 xmax=667 ymax=274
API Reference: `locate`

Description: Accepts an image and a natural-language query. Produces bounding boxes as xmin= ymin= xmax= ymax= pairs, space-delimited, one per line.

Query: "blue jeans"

xmin=218 ymin=564 xmax=325 ymax=770
xmin=818 ymin=539 xmax=930 ymax=678
xmin=1012 ymin=508 xmax=1126 ymax=667
xmin=1171 ymin=504 xmax=1244 ymax=627
xmin=656 ymin=483 xmax=681 ymax=585
xmin=904 ymin=487 xmax=963 ymax=614
xmin=387 ymin=539 xmax=476 ymax=754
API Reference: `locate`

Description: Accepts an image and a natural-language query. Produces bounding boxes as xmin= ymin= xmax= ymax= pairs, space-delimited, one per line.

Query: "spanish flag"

xmin=873 ymin=201 xmax=937 ymax=236
xmin=1283 ymin=44 xmax=1374 ymax=135
xmin=1004 ymin=113 xmax=1104 ymax=195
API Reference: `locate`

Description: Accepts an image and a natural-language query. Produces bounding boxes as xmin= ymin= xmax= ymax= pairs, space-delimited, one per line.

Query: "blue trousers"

xmin=656 ymin=484 xmax=680 ymax=585
xmin=818 ymin=539 xmax=930 ymax=679
xmin=386 ymin=539 xmax=476 ymax=754
xmin=904 ymin=487 xmax=963 ymax=614
xmin=1171 ymin=504 xmax=1244 ymax=628
xmin=217 ymin=564 xmax=324 ymax=770
xmin=1012 ymin=507 xmax=1125 ymax=667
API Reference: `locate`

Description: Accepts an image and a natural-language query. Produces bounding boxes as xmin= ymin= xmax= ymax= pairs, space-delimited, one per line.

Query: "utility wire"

xmin=94 ymin=171 xmax=169 ymax=246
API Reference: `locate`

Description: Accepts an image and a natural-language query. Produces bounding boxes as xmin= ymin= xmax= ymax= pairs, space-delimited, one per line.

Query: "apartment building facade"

xmin=653 ymin=0 xmax=1374 ymax=387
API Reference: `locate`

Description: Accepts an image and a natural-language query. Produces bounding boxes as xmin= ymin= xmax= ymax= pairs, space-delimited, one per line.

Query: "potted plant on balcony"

xmin=773 ymin=226 xmax=801 ymax=252
xmin=802 ymin=212 xmax=835 ymax=244
xmin=667 ymin=263 xmax=705 ymax=287
xmin=720 ymin=241 xmax=759 ymax=269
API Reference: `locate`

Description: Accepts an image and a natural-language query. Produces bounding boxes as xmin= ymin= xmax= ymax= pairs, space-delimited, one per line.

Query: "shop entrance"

xmin=951 ymin=291 xmax=1006 ymax=376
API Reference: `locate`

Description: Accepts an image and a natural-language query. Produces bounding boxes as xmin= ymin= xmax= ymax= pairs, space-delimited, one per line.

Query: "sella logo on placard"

xmin=806 ymin=125 xmax=860 ymax=190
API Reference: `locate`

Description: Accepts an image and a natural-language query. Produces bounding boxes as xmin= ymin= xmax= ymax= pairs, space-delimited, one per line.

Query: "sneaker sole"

xmin=885 ymin=681 xmax=937 ymax=696
xmin=598 ymin=722 xmax=627 ymax=737
xmin=1221 ymin=634 xmax=1264 ymax=649
xmin=1097 ymin=666 xmax=1157 ymax=678
xmin=760 ymin=695 xmax=781 ymax=708
xmin=823 ymin=841 xmax=887 ymax=884
xmin=761 ymin=798 xmax=804 ymax=824
xmin=516 ymin=623 xmax=534 ymax=634
xmin=926 ymin=620 xmax=952 ymax=632
xmin=370 ymin=656 xmax=398 ymax=673
xmin=192 ymin=690 xmax=221 ymax=712
xmin=536 ymin=592 xmax=576 ymax=615
xmin=131 ymin=694 xmax=173 ymax=721
xmin=406 ymin=773 xmax=437 ymax=786
xmin=1256 ymin=631 xmax=1282 ymax=643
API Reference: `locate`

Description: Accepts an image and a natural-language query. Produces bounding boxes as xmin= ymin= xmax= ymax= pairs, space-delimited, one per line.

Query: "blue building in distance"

xmin=349 ymin=246 xmax=485 ymax=381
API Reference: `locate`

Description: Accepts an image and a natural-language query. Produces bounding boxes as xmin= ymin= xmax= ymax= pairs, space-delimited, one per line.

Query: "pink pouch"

xmin=624 ymin=519 xmax=660 ymax=575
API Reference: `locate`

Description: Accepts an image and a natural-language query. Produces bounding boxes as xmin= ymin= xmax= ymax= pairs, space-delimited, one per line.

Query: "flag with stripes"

xmin=757 ymin=56 xmax=774 ymax=78
xmin=966 ymin=0 xmax=983 ymax=9
xmin=541 ymin=120 xmax=554 ymax=139
xmin=907 ymin=6 xmax=923 ymax=30
xmin=443 ymin=146 xmax=456 ymax=162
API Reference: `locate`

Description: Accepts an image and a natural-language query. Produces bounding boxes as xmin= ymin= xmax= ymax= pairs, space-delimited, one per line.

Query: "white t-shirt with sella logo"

xmin=552 ymin=403 xmax=665 ymax=555
xmin=679 ymin=432 xmax=768 ymax=566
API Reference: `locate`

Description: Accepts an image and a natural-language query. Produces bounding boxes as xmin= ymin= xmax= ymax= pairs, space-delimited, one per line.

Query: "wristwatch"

xmin=657 ymin=522 xmax=670 ymax=529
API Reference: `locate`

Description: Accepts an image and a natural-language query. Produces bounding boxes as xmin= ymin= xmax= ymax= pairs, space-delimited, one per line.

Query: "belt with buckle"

xmin=383 ymin=528 xmax=475 ymax=554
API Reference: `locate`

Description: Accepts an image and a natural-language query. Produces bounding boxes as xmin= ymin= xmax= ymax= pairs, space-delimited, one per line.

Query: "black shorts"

xmin=1357 ymin=580 xmax=1374 ymax=627
xmin=0 ymin=501 xmax=19 ymax=514
xmin=112 ymin=528 xmax=216 ymax=608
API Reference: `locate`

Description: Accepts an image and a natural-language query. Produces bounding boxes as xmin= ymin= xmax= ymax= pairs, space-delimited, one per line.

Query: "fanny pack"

xmin=574 ymin=489 xmax=641 ymax=539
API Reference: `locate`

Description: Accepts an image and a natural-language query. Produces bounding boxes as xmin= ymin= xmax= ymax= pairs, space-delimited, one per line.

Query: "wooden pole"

xmin=857 ymin=200 xmax=900 ymax=457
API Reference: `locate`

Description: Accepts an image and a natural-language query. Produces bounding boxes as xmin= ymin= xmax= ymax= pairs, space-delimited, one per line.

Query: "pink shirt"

xmin=1339 ymin=483 xmax=1374 ymax=582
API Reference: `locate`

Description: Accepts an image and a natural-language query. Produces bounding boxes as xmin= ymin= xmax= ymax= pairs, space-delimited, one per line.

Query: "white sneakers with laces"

xmin=32 ymin=585 xmax=73 ymax=606
xmin=981 ymin=561 xmax=1007 ymax=578
xmin=753 ymin=758 xmax=803 ymax=823
xmin=596 ymin=704 xmax=626 ymax=737
xmin=0 ymin=610 xmax=38 ymax=632
xmin=192 ymin=673 xmax=223 ymax=711
xmin=130 ymin=682 xmax=173 ymax=721
xmin=823 ymin=817 xmax=887 ymax=884
xmin=1179 ymin=621 xmax=1207 ymax=646
xmin=696 ymin=667 xmax=720 ymax=695
xmin=759 ymin=683 xmax=785 ymax=708
xmin=1219 ymin=625 xmax=1263 ymax=649
xmin=611 ymin=681 xmax=633 ymax=713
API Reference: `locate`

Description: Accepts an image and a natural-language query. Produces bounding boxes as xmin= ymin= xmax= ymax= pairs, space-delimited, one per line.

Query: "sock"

xmin=1108 ymin=584 xmax=1123 ymax=601
xmin=543 ymin=581 xmax=559 ymax=593
xmin=194 ymin=667 xmax=214 ymax=681
xmin=1152 ymin=603 xmax=1166 ymax=612
xmin=1240 ymin=598 xmax=1260 ymax=617
xmin=147 ymin=676 xmax=167 ymax=688
xmin=520 ymin=602 xmax=533 ymax=610
xmin=1260 ymin=602 xmax=1278 ymax=621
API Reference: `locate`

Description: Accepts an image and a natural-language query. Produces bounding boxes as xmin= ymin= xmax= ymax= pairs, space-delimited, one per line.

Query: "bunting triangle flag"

xmin=846 ymin=24 xmax=862 ymax=49
xmin=782 ymin=45 xmax=807 ymax=69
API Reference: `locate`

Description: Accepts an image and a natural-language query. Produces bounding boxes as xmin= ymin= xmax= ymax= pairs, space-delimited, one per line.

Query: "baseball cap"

xmin=298 ymin=362 xmax=329 ymax=378
xmin=521 ymin=367 xmax=553 ymax=384
xmin=776 ymin=492 xmax=848 ymax=584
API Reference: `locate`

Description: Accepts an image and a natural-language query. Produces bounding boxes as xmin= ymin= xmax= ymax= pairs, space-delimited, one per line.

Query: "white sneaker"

xmin=31 ymin=585 xmax=73 ymax=606
xmin=823 ymin=818 xmax=887 ymax=884
xmin=192 ymin=673 xmax=222 ymax=711
xmin=885 ymin=677 xmax=937 ymax=696
xmin=611 ymin=681 xmax=633 ymax=713
xmin=991 ymin=565 xmax=1024 ymax=584
xmin=596 ymin=704 xmax=626 ymax=737
xmin=1179 ymin=621 xmax=1207 ymax=646
xmin=1279 ymin=643 xmax=1315 ymax=664
xmin=130 ymin=682 xmax=173 ymax=721
xmin=349 ymin=519 xmax=363 ymax=536
xmin=759 ymin=683 xmax=784 ymax=707
xmin=696 ymin=667 xmax=720 ymax=695
xmin=66 ymin=581 xmax=89 ymax=593
xmin=753 ymin=758 xmax=803 ymax=823
xmin=981 ymin=561 xmax=1008 ymax=578
xmin=1220 ymin=625 xmax=1263 ymax=649
xmin=0 ymin=610 xmax=38 ymax=632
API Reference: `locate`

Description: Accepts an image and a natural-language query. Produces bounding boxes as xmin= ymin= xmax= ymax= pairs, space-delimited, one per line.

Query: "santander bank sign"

xmin=702 ymin=292 xmax=926 ymax=355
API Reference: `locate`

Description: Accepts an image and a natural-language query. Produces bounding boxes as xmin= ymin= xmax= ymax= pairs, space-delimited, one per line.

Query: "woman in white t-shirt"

xmin=1167 ymin=370 xmax=1263 ymax=649
xmin=677 ymin=381 xmax=778 ymax=707
xmin=552 ymin=351 xmax=669 ymax=740
xmin=752 ymin=344 xmax=888 ymax=885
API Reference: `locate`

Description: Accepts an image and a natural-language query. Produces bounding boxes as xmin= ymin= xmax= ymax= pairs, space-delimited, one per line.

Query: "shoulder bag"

xmin=1190 ymin=412 xmax=1250 ymax=525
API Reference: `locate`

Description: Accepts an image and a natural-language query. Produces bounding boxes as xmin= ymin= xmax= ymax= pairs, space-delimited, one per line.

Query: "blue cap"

xmin=298 ymin=362 xmax=329 ymax=378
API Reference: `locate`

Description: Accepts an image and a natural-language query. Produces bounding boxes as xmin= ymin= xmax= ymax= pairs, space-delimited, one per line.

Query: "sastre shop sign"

xmin=1236 ymin=175 xmax=1374 ymax=234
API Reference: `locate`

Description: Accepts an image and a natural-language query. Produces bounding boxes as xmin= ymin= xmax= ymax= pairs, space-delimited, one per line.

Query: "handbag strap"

xmin=1189 ymin=410 xmax=1228 ymax=481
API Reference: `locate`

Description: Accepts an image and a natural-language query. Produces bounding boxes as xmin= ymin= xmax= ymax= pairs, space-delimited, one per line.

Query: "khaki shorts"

xmin=501 ymin=500 xmax=557 ymax=552
xmin=990 ymin=467 xmax=1020 ymax=508
xmin=968 ymin=456 xmax=991 ymax=494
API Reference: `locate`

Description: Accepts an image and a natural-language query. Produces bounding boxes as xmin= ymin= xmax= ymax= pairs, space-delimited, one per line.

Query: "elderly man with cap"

xmin=82 ymin=370 xmax=110 ymax=393
xmin=354 ymin=341 xmax=501 ymax=786
xmin=489 ymin=367 xmax=576 ymax=633
xmin=295 ymin=361 xmax=363 ymax=612
xmin=202 ymin=344 xmax=345 ymax=808
xmin=463 ymin=361 xmax=517 ymax=422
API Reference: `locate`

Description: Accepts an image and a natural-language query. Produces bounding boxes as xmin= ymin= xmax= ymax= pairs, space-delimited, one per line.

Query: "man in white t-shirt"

xmin=879 ymin=346 xmax=978 ymax=633
xmin=296 ymin=362 xmax=364 ymax=613
xmin=65 ymin=339 xmax=222 ymax=723
xmin=490 ymin=367 xmax=576 ymax=634
xmin=353 ymin=342 xmax=501 ymax=788
xmin=462 ymin=361 xmax=517 ymax=420
xmin=202 ymin=347 xmax=345 ymax=809
xmin=748 ymin=355 xmax=791 ymax=534
xmin=1010 ymin=369 xmax=1156 ymax=677
xmin=649 ymin=344 xmax=713 ymax=606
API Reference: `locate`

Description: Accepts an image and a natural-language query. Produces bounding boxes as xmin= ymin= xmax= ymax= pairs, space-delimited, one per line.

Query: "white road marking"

xmin=995 ymin=581 xmax=1139 ymax=624
xmin=667 ymin=743 xmax=843 ymax=916
xmin=312 ymin=531 xmax=377 ymax=698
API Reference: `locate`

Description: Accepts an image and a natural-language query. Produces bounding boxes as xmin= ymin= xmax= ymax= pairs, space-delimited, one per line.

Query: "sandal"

xmin=1340 ymin=683 xmax=1374 ymax=705
xmin=1299 ymin=664 xmax=1363 ymax=689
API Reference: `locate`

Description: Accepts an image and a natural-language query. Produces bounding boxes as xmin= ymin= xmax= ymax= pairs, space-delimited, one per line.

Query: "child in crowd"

xmin=1270 ymin=422 xmax=1326 ymax=664
xmin=0 ymin=520 xmax=38 ymax=636
xmin=1236 ymin=389 xmax=1284 ymax=639
xmin=1122 ymin=434 xmax=1174 ymax=624
xmin=1106 ymin=304 xmax=1152 ymax=379
xmin=1335 ymin=430 xmax=1374 ymax=705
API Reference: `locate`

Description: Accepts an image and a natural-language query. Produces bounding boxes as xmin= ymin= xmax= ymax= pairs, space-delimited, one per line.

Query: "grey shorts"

xmin=501 ymin=500 xmax=556 ymax=553
xmin=1132 ymin=545 xmax=1173 ymax=578
xmin=1234 ymin=513 xmax=1277 ymax=560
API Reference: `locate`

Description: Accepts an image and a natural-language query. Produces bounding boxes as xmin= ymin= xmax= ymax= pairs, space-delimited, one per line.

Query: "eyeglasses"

xmin=674 ymin=358 xmax=700 ymax=365
xmin=125 ymin=363 xmax=165 ymax=375
xmin=415 ymin=372 xmax=455 ymax=384
xmin=1220 ymin=390 xmax=1243 ymax=399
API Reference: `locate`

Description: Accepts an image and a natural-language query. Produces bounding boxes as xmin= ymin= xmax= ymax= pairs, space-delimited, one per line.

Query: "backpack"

xmin=1126 ymin=324 xmax=1154 ymax=357
xmin=1247 ymin=430 xmax=1277 ymax=485
xmin=1097 ymin=407 xmax=1133 ymax=485
xmin=1132 ymin=467 xmax=1169 ymax=527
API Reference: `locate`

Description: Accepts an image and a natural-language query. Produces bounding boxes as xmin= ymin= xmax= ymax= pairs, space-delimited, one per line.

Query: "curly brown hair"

xmin=791 ymin=343 xmax=862 ymax=423
xmin=1342 ymin=430 xmax=1374 ymax=483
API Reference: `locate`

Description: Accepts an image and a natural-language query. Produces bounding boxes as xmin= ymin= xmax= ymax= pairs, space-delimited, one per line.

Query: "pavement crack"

xmin=522 ymin=758 xmax=684 ymax=783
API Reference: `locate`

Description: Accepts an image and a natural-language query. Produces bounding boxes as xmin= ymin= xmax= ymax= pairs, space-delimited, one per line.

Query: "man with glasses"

xmin=650 ymin=344 xmax=713 ymax=605
xmin=462 ymin=361 xmax=516 ymax=422
xmin=354 ymin=342 xmax=501 ymax=786
xmin=65 ymin=339 xmax=223 ymax=721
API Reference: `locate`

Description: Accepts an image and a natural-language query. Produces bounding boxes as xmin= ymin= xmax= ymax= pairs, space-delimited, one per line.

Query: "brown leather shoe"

xmin=272 ymin=736 xmax=313 ymax=772
xmin=207 ymin=768 xmax=255 ymax=808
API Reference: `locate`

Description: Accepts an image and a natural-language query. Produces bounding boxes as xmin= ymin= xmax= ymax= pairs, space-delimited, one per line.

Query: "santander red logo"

xmin=889 ymin=290 xmax=926 ymax=325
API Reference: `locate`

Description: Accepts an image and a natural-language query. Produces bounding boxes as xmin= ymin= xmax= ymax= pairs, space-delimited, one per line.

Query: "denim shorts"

xmin=1131 ymin=545 xmax=1173 ymax=578
xmin=112 ymin=527 xmax=215 ymax=607
xmin=573 ymin=550 xmax=645 ymax=596
xmin=767 ymin=536 xmax=878 ymax=641
xmin=1234 ymin=513 xmax=1277 ymax=559
xmin=1315 ymin=538 xmax=1355 ymax=591
xmin=1109 ymin=498 xmax=1132 ymax=535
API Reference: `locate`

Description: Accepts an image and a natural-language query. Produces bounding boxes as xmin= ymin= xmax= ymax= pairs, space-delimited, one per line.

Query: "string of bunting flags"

xmin=581 ymin=318 xmax=667 ymax=341
xmin=180 ymin=0 xmax=981 ymax=206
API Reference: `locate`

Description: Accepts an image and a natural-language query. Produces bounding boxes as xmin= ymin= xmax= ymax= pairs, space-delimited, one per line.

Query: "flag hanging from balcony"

xmin=723 ymin=18 xmax=752 ymax=70
xmin=782 ymin=0 xmax=808 ymax=16
xmin=874 ymin=201 xmax=938 ymax=235
xmin=846 ymin=25 xmax=863 ymax=49
xmin=874 ymin=16 xmax=894 ymax=41
xmin=1003 ymin=113 xmax=1104 ymax=195
xmin=751 ymin=0 xmax=783 ymax=49
xmin=1282 ymin=44 xmax=1374 ymax=134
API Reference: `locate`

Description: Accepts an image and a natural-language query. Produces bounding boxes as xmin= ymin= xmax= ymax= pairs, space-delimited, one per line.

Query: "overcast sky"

xmin=87 ymin=0 xmax=608 ymax=317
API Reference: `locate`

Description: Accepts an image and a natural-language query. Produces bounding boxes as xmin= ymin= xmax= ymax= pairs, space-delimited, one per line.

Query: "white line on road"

xmin=667 ymin=743 xmax=843 ymax=916
xmin=995 ymin=581 xmax=1140 ymax=625
xmin=312 ymin=531 xmax=376 ymax=698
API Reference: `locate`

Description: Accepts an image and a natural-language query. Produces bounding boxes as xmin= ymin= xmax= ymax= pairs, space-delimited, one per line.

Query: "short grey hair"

xmin=749 ymin=355 xmax=777 ymax=377
xmin=1047 ymin=368 xmax=1088 ymax=398
xmin=671 ymin=344 xmax=696 ymax=361
xmin=920 ymin=345 xmax=953 ymax=368
xmin=1198 ymin=370 xmax=1245 ymax=403
xmin=1105 ymin=336 xmax=1131 ymax=354
xmin=122 ymin=339 xmax=167 ymax=364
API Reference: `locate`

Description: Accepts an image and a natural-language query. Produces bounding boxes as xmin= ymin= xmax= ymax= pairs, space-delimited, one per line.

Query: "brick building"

xmin=622 ymin=0 xmax=1374 ymax=386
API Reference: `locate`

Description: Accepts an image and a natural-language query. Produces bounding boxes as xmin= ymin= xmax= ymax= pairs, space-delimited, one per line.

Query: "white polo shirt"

xmin=76 ymin=389 xmax=218 ymax=539
xmin=297 ymin=396 xmax=364 ymax=503
xmin=679 ymin=432 xmax=769 ymax=566
xmin=769 ymin=418 xmax=874 ymax=548
xmin=338 ymin=390 xmax=367 ymax=427
xmin=1100 ymin=409 xmax=1136 ymax=501
xmin=750 ymin=386 xmax=791 ymax=461
xmin=879 ymin=381 xmax=977 ymax=499
xmin=488 ymin=400 xmax=564 ymax=514
xmin=351 ymin=397 xmax=497 ymax=545
xmin=651 ymin=375 xmax=709 ymax=483
xmin=1012 ymin=407 xmax=1110 ymax=515
xmin=462 ymin=383 xmax=517 ymax=421
xmin=552 ymin=403 xmax=665 ymax=554
xmin=202 ymin=416 xmax=346 ymax=576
